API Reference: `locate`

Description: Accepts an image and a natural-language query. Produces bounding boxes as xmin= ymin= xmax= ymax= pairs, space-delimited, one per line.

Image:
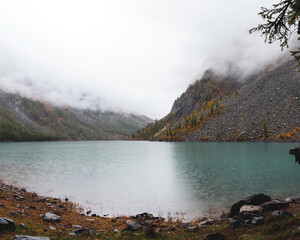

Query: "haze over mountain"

xmin=0 ymin=91 xmax=153 ymax=141
xmin=134 ymin=57 xmax=300 ymax=142
xmin=0 ymin=0 xmax=287 ymax=119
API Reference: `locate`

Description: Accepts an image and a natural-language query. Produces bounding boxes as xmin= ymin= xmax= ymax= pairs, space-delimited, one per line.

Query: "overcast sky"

xmin=0 ymin=0 xmax=287 ymax=119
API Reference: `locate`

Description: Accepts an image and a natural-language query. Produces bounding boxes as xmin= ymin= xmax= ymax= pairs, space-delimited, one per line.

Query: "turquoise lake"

xmin=0 ymin=141 xmax=299 ymax=220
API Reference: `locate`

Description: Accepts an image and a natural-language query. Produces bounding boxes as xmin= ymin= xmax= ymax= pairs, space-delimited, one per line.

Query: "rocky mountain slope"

xmin=0 ymin=91 xmax=153 ymax=141
xmin=134 ymin=59 xmax=300 ymax=141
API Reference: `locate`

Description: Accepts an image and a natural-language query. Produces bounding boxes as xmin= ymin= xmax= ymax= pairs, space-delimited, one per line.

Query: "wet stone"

xmin=14 ymin=235 xmax=50 ymax=240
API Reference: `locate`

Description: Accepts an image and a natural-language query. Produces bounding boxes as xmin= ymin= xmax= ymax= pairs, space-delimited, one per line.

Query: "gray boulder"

xmin=72 ymin=224 xmax=85 ymax=234
xmin=14 ymin=236 xmax=50 ymax=240
xmin=228 ymin=216 xmax=242 ymax=229
xmin=42 ymin=212 xmax=61 ymax=223
xmin=261 ymin=200 xmax=289 ymax=212
xmin=285 ymin=197 xmax=300 ymax=204
xmin=122 ymin=220 xmax=142 ymax=232
xmin=272 ymin=210 xmax=293 ymax=218
xmin=239 ymin=205 xmax=263 ymax=219
xmin=251 ymin=216 xmax=264 ymax=225
xmin=0 ymin=217 xmax=15 ymax=231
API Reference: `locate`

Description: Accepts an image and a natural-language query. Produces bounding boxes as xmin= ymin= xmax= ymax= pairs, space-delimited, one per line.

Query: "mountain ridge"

xmin=0 ymin=91 xmax=153 ymax=141
xmin=134 ymin=58 xmax=300 ymax=142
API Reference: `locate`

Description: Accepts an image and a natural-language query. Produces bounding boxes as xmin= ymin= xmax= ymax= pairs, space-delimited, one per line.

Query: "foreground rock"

xmin=205 ymin=232 xmax=226 ymax=240
xmin=122 ymin=220 xmax=142 ymax=232
xmin=272 ymin=210 xmax=294 ymax=218
xmin=0 ymin=181 xmax=299 ymax=240
xmin=250 ymin=216 xmax=264 ymax=225
xmin=261 ymin=200 xmax=289 ymax=212
xmin=0 ymin=217 xmax=15 ymax=231
xmin=71 ymin=224 xmax=85 ymax=235
xmin=42 ymin=212 xmax=61 ymax=223
xmin=14 ymin=236 xmax=50 ymax=240
xmin=239 ymin=205 xmax=263 ymax=219
xmin=285 ymin=196 xmax=300 ymax=204
xmin=229 ymin=193 xmax=271 ymax=217
xmin=289 ymin=146 xmax=300 ymax=164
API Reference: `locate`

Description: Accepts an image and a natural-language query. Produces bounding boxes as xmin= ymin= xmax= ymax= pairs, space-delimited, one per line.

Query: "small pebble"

xmin=49 ymin=226 xmax=56 ymax=230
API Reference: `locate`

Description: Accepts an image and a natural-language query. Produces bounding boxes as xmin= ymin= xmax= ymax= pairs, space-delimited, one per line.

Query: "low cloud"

xmin=0 ymin=0 xmax=288 ymax=119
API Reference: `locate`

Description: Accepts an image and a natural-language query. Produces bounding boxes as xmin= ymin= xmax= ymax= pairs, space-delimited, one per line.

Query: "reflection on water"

xmin=0 ymin=141 xmax=299 ymax=220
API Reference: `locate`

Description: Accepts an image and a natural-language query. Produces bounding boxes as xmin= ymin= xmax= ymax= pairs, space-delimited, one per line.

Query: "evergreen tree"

xmin=263 ymin=119 xmax=269 ymax=138
xmin=250 ymin=0 xmax=300 ymax=64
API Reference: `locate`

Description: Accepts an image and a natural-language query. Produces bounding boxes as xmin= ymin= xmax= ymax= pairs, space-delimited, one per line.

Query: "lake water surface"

xmin=0 ymin=141 xmax=299 ymax=220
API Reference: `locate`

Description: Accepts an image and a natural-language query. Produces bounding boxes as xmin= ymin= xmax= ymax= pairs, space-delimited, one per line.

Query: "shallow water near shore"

xmin=0 ymin=141 xmax=299 ymax=220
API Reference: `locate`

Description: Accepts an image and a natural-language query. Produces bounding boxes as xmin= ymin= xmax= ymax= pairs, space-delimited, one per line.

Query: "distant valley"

xmin=0 ymin=91 xmax=153 ymax=141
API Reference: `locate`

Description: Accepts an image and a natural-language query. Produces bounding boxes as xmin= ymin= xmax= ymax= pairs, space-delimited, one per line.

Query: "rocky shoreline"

xmin=0 ymin=181 xmax=300 ymax=239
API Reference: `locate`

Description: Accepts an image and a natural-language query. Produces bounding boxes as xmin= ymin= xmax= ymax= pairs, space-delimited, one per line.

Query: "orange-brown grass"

xmin=275 ymin=127 xmax=300 ymax=141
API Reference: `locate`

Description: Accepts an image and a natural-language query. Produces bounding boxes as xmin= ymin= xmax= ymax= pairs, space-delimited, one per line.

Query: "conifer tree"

xmin=250 ymin=0 xmax=300 ymax=64
xmin=263 ymin=119 xmax=269 ymax=138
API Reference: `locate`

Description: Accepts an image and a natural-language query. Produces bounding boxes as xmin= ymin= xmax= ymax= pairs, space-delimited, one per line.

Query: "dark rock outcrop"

xmin=261 ymin=200 xmax=289 ymax=212
xmin=0 ymin=217 xmax=15 ymax=231
xmin=289 ymin=147 xmax=300 ymax=164
xmin=205 ymin=232 xmax=226 ymax=240
xmin=228 ymin=216 xmax=243 ymax=229
xmin=229 ymin=193 xmax=271 ymax=217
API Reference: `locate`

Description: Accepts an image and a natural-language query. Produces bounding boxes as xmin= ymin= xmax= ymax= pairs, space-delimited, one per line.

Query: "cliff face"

xmin=0 ymin=91 xmax=153 ymax=141
xmin=134 ymin=59 xmax=300 ymax=141
xmin=186 ymin=60 xmax=300 ymax=141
